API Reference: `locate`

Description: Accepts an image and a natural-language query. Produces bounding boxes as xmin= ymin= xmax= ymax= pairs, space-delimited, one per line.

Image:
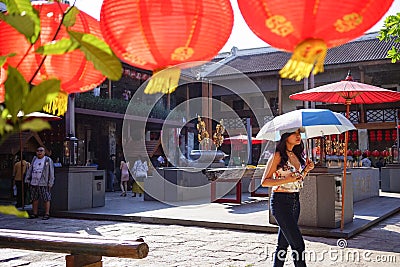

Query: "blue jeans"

xmin=270 ymin=192 xmax=306 ymax=267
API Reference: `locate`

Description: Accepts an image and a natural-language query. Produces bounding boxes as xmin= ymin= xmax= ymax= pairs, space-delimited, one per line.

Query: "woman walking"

xmin=119 ymin=159 xmax=130 ymax=197
xmin=262 ymin=128 xmax=314 ymax=267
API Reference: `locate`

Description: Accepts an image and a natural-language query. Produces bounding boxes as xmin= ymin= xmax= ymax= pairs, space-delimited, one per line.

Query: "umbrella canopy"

xmin=256 ymin=109 xmax=355 ymax=141
xmin=223 ymin=134 xmax=265 ymax=145
xmin=289 ymin=72 xmax=400 ymax=106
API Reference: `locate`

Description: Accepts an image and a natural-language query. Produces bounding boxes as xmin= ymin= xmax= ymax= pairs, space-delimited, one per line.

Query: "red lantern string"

xmin=0 ymin=2 xmax=106 ymax=115
xmin=353 ymin=149 xmax=362 ymax=157
xmin=352 ymin=131 xmax=357 ymax=141
xmin=237 ymin=0 xmax=394 ymax=81
xmin=363 ymin=150 xmax=371 ymax=157
xmin=100 ymin=0 xmax=233 ymax=94
xmin=393 ymin=129 xmax=397 ymax=141
xmin=372 ymin=150 xmax=380 ymax=158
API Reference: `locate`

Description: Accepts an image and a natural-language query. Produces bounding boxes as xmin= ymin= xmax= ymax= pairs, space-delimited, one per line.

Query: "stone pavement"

xmin=52 ymin=191 xmax=400 ymax=238
xmin=0 ymin=211 xmax=399 ymax=266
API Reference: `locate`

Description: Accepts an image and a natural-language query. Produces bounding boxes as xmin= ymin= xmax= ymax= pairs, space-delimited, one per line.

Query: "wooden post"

xmin=66 ymin=255 xmax=102 ymax=267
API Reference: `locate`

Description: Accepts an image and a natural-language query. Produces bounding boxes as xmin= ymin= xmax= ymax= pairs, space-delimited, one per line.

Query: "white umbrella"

xmin=256 ymin=109 xmax=355 ymax=141
xmin=256 ymin=108 xmax=356 ymax=231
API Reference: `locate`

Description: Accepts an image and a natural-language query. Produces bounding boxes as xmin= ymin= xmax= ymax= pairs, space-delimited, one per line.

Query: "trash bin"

xmin=92 ymin=174 xmax=105 ymax=207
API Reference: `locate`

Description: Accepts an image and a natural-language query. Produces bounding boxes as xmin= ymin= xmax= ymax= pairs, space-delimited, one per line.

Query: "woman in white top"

xmin=261 ymin=129 xmax=314 ymax=267
xmin=131 ymin=155 xmax=148 ymax=197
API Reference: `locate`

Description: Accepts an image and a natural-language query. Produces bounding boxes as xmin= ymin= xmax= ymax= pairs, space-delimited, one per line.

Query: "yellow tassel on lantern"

xmin=43 ymin=91 xmax=68 ymax=116
xmin=144 ymin=67 xmax=181 ymax=94
xmin=279 ymin=38 xmax=327 ymax=81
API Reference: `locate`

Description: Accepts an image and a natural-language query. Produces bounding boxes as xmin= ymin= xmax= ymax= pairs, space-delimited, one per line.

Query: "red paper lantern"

xmin=347 ymin=150 xmax=353 ymax=156
xmin=363 ymin=150 xmax=371 ymax=157
xmin=353 ymin=149 xmax=362 ymax=157
xmin=0 ymin=2 xmax=106 ymax=114
xmin=371 ymin=150 xmax=380 ymax=158
xmin=385 ymin=132 xmax=391 ymax=141
xmin=393 ymin=129 xmax=397 ymax=141
xmin=100 ymin=0 xmax=233 ymax=94
xmin=352 ymin=131 xmax=357 ymax=141
xmin=238 ymin=0 xmax=394 ymax=81
xmin=381 ymin=150 xmax=390 ymax=158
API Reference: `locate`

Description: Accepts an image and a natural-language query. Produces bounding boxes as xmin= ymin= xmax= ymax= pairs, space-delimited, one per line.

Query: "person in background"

xmin=131 ymin=155 xmax=148 ymax=198
xmin=261 ymin=129 xmax=314 ymax=267
xmin=119 ymin=159 xmax=130 ymax=197
xmin=53 ymin=157 xmax=62 ymax=167
xmin=13 ymin=155 xmax=30 ymax=208
xmin=375 ymin=157 xmax=386 ymax=170
xmin=361 ymin=153 xmax=372 ymax=167
xmin=25 ymin=147 xmax=55 ymax=220
xmin=107 ymin=154 xmax=116 ymax=192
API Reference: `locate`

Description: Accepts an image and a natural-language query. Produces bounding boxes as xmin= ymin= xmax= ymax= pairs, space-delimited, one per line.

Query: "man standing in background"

xmin=25 ymin=147 xmax=55 ymax=220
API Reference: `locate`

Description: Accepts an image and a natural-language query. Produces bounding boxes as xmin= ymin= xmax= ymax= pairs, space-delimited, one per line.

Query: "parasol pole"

xmin=340 ymin=100 xmax=351 ymax=230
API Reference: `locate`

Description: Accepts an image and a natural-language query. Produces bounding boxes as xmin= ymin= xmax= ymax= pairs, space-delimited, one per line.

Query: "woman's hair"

xmin=276 ymin=131 xmax=305 ymax=168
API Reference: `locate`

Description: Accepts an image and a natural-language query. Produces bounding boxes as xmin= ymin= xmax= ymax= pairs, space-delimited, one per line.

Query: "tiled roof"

xmin=192 ymin=32 xmax=399 ymax=78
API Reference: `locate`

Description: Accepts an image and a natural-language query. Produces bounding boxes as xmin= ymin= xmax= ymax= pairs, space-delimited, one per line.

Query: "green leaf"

xmin=4 ymin=66 xmax=29 ymax=121
xmin=68 ymin=31 xmax=122 ymax=80
xmin=378 ymin=13 xmax=400 ymax=63
xmin=35 ymin=38 xmax=80 ymax=55
xmin=0 ymin=116 xmax=8 ymax=136
xmin=22 ymin=79 xmax=60 ymax=115
xmin=1 ymin=0 xmax=40 ymax=43
xmin=20 ymin=118 xmax=51 ymax=132
xmin=63 ymin=6 xmax=80 ymax=28
xmin=0 ymin=57 xmax=6 ymax=67
xmin=0 ymin=54 xmax=16 ymax=68
xmin=0 ymin=14 xmax=35 ymax=39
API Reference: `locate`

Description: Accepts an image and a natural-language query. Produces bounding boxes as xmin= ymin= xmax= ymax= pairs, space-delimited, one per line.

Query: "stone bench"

xmin=0 ymin=228 xmax=149 ymax=266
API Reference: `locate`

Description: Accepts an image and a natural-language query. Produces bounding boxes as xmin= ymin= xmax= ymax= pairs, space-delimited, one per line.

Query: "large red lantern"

xmin=238 ymin=0 xmax=394 ymax=81
xmin=0 ymin=2 xmax=106 ymax=115
xmin=100 ymin=0 xmax=233 ymax=94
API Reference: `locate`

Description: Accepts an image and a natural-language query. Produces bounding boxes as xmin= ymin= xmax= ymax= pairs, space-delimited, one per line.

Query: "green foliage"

xmin=68 ymin=31 xmax=122 ymax=80
xmin=0 ymin=0 xmax=40 ymax=43
xmin=378 ymin=12 xmax=400 ymax=63
xmin=62 ymin=6 xmax=79 ymax=28
xmin=0 ymin=67 xmax=60 ymax=145
xmin=0 ymin=0 xmax=124 ymax=144
xmin=4 ymin=66 xmax=29 ymax=121
xmin=35 ymin=38 xmax=80 ymax=55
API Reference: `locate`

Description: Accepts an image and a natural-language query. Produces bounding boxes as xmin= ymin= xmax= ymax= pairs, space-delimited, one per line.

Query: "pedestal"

xmin=51 ymin=166 xmax=105 ymax=211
